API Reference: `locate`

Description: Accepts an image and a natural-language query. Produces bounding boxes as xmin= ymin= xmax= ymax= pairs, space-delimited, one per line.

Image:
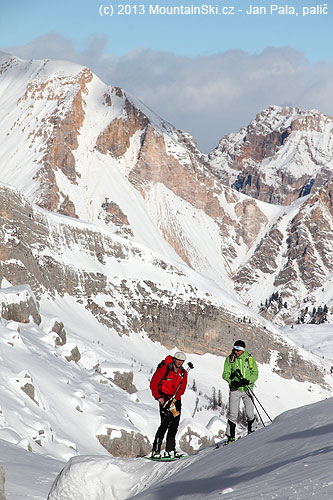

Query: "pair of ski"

xmin=215 ymin=433 xmax=248 ymax=448
xmin=215 ymin=438 xmax=236 ymax=449
xmin=145 ymin=453 xmax=188 ymax=462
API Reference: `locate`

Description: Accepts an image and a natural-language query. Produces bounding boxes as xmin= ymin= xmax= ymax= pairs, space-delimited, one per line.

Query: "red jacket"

xmin=150 ymin=355 xmax=188 ymax=400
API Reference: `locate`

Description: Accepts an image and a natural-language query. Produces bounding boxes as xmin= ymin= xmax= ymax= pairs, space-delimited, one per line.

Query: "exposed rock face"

xmin=209 ymin=106 xmax=333 ymax=205
xmin=0 ymin=184 xmax=325 ymax=386
xmin=179 ymin=427 xmax=214 ymax=455
xmin=0 ymin=285 xmax=41 ymax=325
xmin=112 ymin=371 xmax=137 ymax=394
xmin=130 ymin=126 xmax=212 ymax=211
xmin=17 ymin=62 xmax=93 ymax=216
xmin=97 ymin=429 xmax=151 ymax=457
xmin=0 ymin=466 xmax=6 ymax=500
xmin=139 ymin=297 xmax=325 ymax=384
xmin=234 ymin=180 xmax=333 ymax=324
xmin=96 ymin=91 xmax=149 ymax=157
xmin=99 ymin=199 xmax=133 ymax=238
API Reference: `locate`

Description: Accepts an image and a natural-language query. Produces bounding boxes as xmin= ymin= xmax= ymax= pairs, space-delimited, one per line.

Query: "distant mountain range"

xmin=1 ymin=51 xmax=332 ymax=328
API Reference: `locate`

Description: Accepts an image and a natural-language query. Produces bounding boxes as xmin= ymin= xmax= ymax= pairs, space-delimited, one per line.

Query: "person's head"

xmin=173 ymin=351 xmax=186 ymax=368
xmin=233 ymin=340 xmax=245 ymax=357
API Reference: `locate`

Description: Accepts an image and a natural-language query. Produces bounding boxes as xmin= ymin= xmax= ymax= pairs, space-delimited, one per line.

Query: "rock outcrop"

xmin=0 ymin=466 xmax=6 ymax=500
xmin=209 ymin=106 xmax=333 ymax=205
xmin=0 ymin=184 xmax=326 ymax=386
xmin=0 ymin=285 xmax=41 ymax=325
xmin=51 ymin=321 xmax=67 ymax=346
xmin=97 ymin=429 xmax=151 ymax=458
xmin=112 ymin=371 xmax=137 ymax=394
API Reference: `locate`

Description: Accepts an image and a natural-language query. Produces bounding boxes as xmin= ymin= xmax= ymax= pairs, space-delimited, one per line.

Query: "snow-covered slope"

xmin=44 ymin=398 xmax=333 ymax=500
xmin=0 ymin=439 xmax=62 ymax=500
xmin=0 ymin=275 xmax=331 ymax=467
xmin=1 ymin=324 xmax=331 ymax=499
xmin=2 ymin=52 xmax=333 ymax=324
xmin=1 ymin=182 xmax=331 ymax=461
xmin=0 ymin=51 xmax=278 ymax=293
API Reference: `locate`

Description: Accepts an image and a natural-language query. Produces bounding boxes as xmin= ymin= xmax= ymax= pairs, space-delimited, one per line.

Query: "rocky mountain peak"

xmin=0 ymin=52 xmax=332 ymax=333
xmin=209 ymin=106 xmax=333 ymax=205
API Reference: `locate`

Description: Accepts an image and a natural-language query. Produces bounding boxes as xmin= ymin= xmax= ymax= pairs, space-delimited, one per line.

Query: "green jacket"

xmin=222 ymin=349 xmax=258 ymax=391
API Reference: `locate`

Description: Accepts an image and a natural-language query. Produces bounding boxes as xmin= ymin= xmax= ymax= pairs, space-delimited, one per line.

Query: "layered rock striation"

xmin=209 ymin=105 xmax=333 ymax=205
xmin=0 ymin=184 xmax=326 ymax=386
xmin=234 ymin=180 xmax=333 ymax=324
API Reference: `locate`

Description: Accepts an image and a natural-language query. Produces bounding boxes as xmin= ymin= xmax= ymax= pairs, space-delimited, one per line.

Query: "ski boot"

xmin=226 ymin=436 xmax=235 ymax=445
xmin=227 ymin=419 xmax=236 ymax=443
xmin=247 ymin=418 xmax=255 ymax=434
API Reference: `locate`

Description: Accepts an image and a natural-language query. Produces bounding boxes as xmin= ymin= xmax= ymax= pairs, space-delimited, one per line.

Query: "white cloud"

xmin=2 ymin=34 xmax=333 ymax=152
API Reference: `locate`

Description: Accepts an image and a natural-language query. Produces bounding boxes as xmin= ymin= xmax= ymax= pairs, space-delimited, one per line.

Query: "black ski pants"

xmin=152 ymin=399 xmax=181 ymax=452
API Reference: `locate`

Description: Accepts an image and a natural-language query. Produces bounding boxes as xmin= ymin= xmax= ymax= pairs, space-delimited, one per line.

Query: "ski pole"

xmin=163 ymin=362 xmax=194 ymax=417
xmin=163 ymin=361 xmax=194 ymax=404
xmin=246 ymin=389 xmax=266 ymax=427
xmin=246 ymin=387 xmax=272 ymax=423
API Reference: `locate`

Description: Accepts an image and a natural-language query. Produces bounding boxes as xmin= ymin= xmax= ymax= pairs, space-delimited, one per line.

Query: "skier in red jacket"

xmin=150 ymin=351 xmax=188 ymax=458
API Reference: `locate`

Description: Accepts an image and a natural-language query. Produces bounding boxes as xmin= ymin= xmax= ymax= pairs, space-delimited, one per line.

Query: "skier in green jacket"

xmin=222 ymin=340 xmax=258 ymax=443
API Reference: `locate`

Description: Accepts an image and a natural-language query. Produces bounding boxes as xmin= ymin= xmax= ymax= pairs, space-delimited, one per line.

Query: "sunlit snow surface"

xmin=0 ymin=300 xmax=332 ymax=499
xmin=47 ymin=398 xmax=333 ymax=500
xmin=282 ymin=324 xmax=333 ymax=363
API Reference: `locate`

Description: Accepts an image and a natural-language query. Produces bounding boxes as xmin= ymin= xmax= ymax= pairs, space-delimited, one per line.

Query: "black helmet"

xmin=233 ymin=340 xmax=245 ymax=351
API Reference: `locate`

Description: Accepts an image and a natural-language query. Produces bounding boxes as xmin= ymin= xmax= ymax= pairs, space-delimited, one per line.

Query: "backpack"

xmin=156 ymin=359 xmax=185 ymax=393
xmin=229 ymin=352 xmax=253 ymax=366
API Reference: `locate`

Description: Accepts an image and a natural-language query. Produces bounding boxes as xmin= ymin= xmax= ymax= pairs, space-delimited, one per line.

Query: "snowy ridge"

xmin=44 ymin=398 xmax=333 ymax=499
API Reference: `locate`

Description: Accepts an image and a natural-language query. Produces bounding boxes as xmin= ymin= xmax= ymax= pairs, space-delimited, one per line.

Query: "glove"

xmin=240 ymin=378 xmax=249 ymax=386
xmin=230 ymin=379 xmax=242 ymax=388
xmin=230 ymin=369 xmax=241 ymax=380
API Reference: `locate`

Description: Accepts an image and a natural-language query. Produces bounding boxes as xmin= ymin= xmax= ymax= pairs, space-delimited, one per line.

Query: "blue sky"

xmin=1 ymin=0 xmax=332 ymax=61
xmin=1 ymin=0 xmax=332 ymax=151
